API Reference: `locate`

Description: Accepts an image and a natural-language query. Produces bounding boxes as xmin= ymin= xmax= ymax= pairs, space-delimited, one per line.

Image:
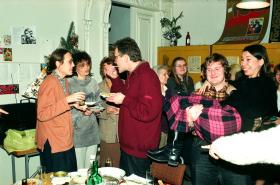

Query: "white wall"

xmin=0 ymin=1 xmax=77 ymax=184
xmin=0 ymin=0 xmax=76 ymax=104
xmin=0 ymin=0 xmax=274 ymax=184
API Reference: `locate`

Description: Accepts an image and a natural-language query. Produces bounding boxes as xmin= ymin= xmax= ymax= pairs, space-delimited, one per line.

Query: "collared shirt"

xmin=203 ymin=85 xmax=229 ymax=101
xmin=52 ymin=70 xmax=67 ymax=94
xmin=164 ymin=92 xmax=241 ymax=143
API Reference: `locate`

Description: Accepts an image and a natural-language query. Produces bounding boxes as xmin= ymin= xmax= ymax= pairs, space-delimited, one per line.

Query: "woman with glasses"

xmin=167 ymin=57 xmax=194 ymax=96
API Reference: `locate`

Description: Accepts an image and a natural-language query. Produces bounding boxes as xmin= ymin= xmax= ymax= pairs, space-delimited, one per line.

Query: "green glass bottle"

xmin=87 ymin=160 xmax=102 ymax=185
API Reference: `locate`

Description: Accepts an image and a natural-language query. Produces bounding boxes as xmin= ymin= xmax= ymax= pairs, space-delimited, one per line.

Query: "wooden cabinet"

xmin=263 ymin=43 xmax=280 ymax=68
xmin=211 ymin=44 xmax=249 ymax=66
xmin=212 ymin=43 xmax=280 ymax=68
xmin=158 ymin=43 xmax=280 ymax=83
xmin=157 ymin=45 xmax=211 ymax=83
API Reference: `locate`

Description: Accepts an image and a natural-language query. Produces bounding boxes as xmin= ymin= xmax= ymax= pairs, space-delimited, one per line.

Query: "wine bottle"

xmin=87 ymin=156 xmax=102 ymax=185
xmin=185 ymin=32 xmax=190 ymax=46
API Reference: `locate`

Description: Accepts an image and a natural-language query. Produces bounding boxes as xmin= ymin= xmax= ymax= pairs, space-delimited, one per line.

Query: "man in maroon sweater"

xmin=105 ymin=37 xmax=162 ymax=177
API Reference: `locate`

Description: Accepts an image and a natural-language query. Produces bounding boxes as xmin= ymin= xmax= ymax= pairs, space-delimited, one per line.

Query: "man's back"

xmin=112 ymin=62 xmax=162 ymax=158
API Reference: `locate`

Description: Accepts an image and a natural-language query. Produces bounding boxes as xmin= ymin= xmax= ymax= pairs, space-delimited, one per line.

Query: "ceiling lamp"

xmin=236 ymin=0 xmax=270 ymax=9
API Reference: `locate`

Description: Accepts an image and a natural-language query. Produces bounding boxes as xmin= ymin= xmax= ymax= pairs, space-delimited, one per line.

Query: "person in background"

xmin=36 ymin=48 xmax=86 ymax=173
xmin=98 ymin=57 xmax=120 ymax=167
xmin=68 ymin=51 xmax=100 ymax=169
xmin=229 ymin=63 xmax=242 ymax=81
xmin=153 ymin=65 xmax=170 ymax=148
xmin=167 ymin=57 xmax=194 ymax=96
xmin=194 ymin=63 xmax=206 ymax=90
xmin=274 ymin=64 xmax=280 ymax=112
xmin=105 ymin=37 xmax=162 ymax=178
xmin=197 ymin=44 xmax=278 ymax=185
xmin=0 ymin=108 xmax=8 ymax=114
xmin=148 ymin=57 xmax=194 ymax=167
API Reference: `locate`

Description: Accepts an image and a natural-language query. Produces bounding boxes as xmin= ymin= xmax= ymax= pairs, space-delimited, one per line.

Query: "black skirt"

xmin=39 ymin=140 xmax=77 ymax=173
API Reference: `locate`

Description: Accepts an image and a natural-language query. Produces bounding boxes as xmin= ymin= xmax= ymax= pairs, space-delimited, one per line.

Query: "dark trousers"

xmin=119 ymin=150 xmax=151 ymax=178
xmin=190 ymin=137 xmax=250 ymax=185
xmin=39 ymin=140 xmax=77 ymax=173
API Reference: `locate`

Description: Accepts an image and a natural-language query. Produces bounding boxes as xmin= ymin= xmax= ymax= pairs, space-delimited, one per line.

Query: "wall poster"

xmin=12 ymin=26 xmax=37 ymax=45
xmin=269 ymin=0 xmax=280 ymax=42
xmin=215 ymin=0 xmax=270 ymax=44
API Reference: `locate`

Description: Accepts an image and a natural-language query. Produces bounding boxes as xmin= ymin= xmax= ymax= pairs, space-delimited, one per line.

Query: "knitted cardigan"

xmin=211 ymin=125 xmax=280 ymax=165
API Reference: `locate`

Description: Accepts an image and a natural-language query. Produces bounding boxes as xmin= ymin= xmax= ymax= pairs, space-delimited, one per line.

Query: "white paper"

xmin=226 ymin=56 xmax=239 ymax=66
xmin=188 ymin=56 xmax=201 ymax=73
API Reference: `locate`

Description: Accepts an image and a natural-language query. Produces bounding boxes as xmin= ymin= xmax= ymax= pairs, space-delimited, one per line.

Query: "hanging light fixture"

xmin=236 ymin=0 xmax=270 ymax=9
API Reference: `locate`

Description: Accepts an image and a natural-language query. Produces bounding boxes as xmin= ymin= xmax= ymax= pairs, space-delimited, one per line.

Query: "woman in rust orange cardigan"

xmin=36 ymin=48 xmax=86 ymax=172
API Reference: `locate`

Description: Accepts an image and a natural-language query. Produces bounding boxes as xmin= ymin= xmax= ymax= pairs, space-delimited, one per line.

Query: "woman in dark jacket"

xmin=167 ymin=57 xmax=194 ymax=96
xmin=223 ymin=44 xmax=278 ymax=132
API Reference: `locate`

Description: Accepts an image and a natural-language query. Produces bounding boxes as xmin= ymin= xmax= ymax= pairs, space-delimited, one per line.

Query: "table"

xmin=0 ymin=146 xmax=39 ymax=183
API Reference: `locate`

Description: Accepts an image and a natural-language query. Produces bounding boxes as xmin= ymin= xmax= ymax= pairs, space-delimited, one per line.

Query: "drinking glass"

xmin=38 ymin=166 xmax=47 ymax=181
xmin=146 ymin=169 xmax=154 ymax=185
xmin=105 ymin=157 xmax=113 ymax=167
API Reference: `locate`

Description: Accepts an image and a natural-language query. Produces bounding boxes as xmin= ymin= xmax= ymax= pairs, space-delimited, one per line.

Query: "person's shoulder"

xmin=43 ymin=74 xmax=56 ymax=83
xmin=39 ymin=75 xmax=57 ymax=91
xmin=67 ymin=76 xmax=75 ymax=83
xmin=187 ymin=75 xmax=193 ymax=80
xmin=168 ymin=76 xmax=176 ymax=82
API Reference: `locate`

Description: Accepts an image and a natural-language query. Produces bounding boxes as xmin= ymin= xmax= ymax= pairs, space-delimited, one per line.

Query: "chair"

xmin=150 ymin=162 xmax=186 ymax=185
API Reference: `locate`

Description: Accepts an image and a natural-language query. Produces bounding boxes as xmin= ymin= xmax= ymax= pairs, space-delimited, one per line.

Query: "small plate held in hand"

xmin=85 ymin=100 xmax=103 ymax=106
xmin=85 ymin=101 xmax=97 ymax=106
xmin=100 ymin=92 xmax=111 ymax=98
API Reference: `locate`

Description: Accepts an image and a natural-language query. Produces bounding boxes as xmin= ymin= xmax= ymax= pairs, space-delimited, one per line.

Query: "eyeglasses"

xmin=175 ymin=64 xmax=187 ymax=68
xmin=207 ymin=67 xmax=223 ymax=73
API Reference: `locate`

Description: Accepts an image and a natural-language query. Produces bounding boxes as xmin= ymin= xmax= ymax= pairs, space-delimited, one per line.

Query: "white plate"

xmin=85 ymin=101 xmax=98 ymax=106
xmin=90 ymin=105 xmax=105 ymax=111
xmin=14 ymin=178 xmax=42 ymax=185
xmin=98 ymin=167 xmax=125 ymax=180
xmin=51 ymin=176 xmax=71 ymax=185
xmin=100 ymin=92 xmax=111 ymax=98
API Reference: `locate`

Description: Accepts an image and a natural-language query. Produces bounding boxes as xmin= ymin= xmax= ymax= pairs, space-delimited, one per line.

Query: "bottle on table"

xmin=105 ymin=157 xmax=113 ymax=167
xmin=185 ymin=32 xmax=191 ymax=46
xmin=87 ymin=155 xmax=102 ymax=185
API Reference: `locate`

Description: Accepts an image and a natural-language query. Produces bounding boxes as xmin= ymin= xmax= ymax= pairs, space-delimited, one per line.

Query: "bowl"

xmin=14 ymin=178 xmax=42 ymax=185
xmin=53 ymin=171 xmax=68 ymax=177
xmin=98 ymin=167 xmax=125 ymax=180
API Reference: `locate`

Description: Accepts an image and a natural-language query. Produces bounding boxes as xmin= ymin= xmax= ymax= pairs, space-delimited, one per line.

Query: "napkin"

xmin=51 ymin=176 xmax=71 ymax=185
xmin=124 ymin=174 xmax=147 ymax=185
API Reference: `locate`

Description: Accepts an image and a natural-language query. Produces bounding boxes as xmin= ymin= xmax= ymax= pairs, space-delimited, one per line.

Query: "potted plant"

xmin=160 ymin=12 xmax=183 ymax=46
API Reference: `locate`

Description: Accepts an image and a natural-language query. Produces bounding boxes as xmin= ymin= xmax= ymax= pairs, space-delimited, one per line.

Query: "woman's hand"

xmin=66 ymin=92 xmax=86 ymax=104
xmin=84 ymin=109 xmax=93 ymax=116
xmin=0 ymin=108 xmax=8 ymax=115
xmin=71 ymin=103 xmax=88 ymax=111
xmin=106 ymin=106 xmax=119 ymax=115
xmin=198 ymin=80 xmax=211 ymax=94
xmin=226 ymin=85 xmax=236 ymax=95
xmin=186 ymin=104 xmax=203 ymax=122
xmin=104 ymin=65 xmax=118 ymax=79
xmin=274 ymin=117 xmax=280 ymax=125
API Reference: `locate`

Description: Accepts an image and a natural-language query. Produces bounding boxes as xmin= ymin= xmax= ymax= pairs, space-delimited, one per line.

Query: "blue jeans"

xmin=190 ymin=137 xmax=251 ymax=185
